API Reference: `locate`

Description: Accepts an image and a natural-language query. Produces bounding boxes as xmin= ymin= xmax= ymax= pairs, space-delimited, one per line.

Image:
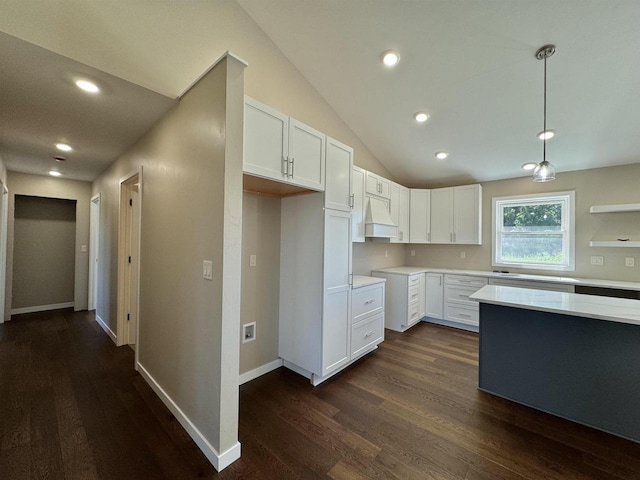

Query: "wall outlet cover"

xmin=410 ymin=250 xmax=415 ymax=257
xmin=250 ymin=254 xmax=257 ymax=267
xmin=460 ymin=251 xmax=466 ymax=259
xmin=625 ymin=257 xmax=635 ymax=267
xmin=590 ymin=256 xmax=604 ymax=266
xmin=203 ymin=260 xmax=213 ymax=280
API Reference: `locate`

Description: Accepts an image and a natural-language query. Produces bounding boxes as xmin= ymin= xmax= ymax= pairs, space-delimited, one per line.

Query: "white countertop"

xmin=352 ymin=275 xmax=386 ymax=289
xmin=370 ymin=266 xmax=640 ymax=292
xmin=470 ymin=285 xmax=640 ymax=326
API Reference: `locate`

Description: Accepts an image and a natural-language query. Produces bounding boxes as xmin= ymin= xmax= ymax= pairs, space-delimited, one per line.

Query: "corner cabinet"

xmin=430 ymin=184 xmax=482 ymax=244
xmin=371 ymin=272 xmax=425 ymax=332
xmin=243 ymin=96 xmax=325 ymax=191
xmin=279 ymin=193 xmax=353 ymax=385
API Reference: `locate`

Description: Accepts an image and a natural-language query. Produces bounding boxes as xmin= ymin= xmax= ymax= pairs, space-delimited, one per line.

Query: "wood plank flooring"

xmin=2 ymin=309 xmax=640 ymax=479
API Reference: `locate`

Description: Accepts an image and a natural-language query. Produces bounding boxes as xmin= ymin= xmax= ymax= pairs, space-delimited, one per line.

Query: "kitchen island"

xmin=470 ymin=285 xmax=640 ymax=443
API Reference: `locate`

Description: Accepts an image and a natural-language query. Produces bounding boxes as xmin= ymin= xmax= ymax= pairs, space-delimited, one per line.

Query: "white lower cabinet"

xmin=443 ymin=274 xmax=487 ymax=329
xmin=372 ymin=272 xmax=425 ymax=332
xmin=424 ymin=273 xmax=444 ymax=319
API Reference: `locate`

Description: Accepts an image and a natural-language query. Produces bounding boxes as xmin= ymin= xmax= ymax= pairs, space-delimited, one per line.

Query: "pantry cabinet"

xmin=324 ymin=137 xmax=353 ymax=212
xmin=243 ymin=96 xmax=325 ymax=191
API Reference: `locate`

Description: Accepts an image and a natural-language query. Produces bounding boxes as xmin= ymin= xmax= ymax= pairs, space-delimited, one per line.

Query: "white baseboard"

xmin=239 ymin=358 xmax=283 ymax=385
xmin=136 ymin=362 xmax=241 ymax=472
xmin=11 ymin=302 xmax=74 ymax=315
xmin=95 ymin=314 xmax=117 ymax=344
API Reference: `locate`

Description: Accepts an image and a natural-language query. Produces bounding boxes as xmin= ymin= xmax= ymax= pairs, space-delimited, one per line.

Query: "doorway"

xmin=89 ymin=194 xmax=100 ymax=311
xmin=117 ymin=169 xmax=142 ymax=357
xmin=0 ymin=182 xmax=8 ymax=323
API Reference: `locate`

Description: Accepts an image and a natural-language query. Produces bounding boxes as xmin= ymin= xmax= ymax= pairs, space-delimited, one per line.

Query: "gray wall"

xmin=92 ymin=55 xmax=245 ymax=459
xmin=5 ymin=171 xmax=91 ymax=320
xmin=405 ymin=163 xmax=640 ymax=282
xmin=12 ymin=196 xmax=76 ymax=309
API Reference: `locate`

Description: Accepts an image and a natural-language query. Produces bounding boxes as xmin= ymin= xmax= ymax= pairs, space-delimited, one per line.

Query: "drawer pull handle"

xmin=364 ymin=299 xmax=375 ymax=305
xmin=365 ymin=331 xmax=374 ymax=338
xmin=458 ymin=313 xmax=471 ymax=318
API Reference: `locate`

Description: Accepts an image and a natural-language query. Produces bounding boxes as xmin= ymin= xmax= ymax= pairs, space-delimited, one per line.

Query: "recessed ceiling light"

xmin=54 ymin=156 xmax=66 ymax=162
xmin=75 ymin=79 xmax=100 ymax=93
xmin=56 ymin=143 xmax=72 ymax=152
xmin=522 ymin=162 xmax=537 ymax=171
xmin=49 ymin=171 xmax=62 ymax=177
xmin=414 ymin=112 xmax=429 ymax=123
xmin=537 ymin=129 xmax=556 ymax=140
xmin=381 ymin=50 xmax=400 ymax=67
xmin=435 ymin=151 xmax=448 ymax=160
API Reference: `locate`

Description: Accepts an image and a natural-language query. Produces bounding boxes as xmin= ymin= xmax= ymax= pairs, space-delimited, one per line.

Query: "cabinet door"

xmin=289 ymin=118 xmax=325 ymax=191
xmin=365 ymin=172 xmax=380 ymax=196
xmin=389 ymin=182 xmax=401 ymax=243
xmin=243 ymin=96 xmax=289 ymax=182
xmin=378 ymin=177 xmax=391 ymax=199
xmin=324 ymin=137 xmax=353 ymax=212
xmin=425 ymin=273 xmax=444 ymax=319
xmin=322 ymin=209 xmax=352 ymax=375
xmin=398 ymin=186 xmax=410 ymax=243
xmin=430 ymin=187 xmax=453 ymax=243
xmin=409 ymin=189 xmax=431 ymax=243
xmin=453 ymin=184 xmax=482 ymax=244
xmin=352 ymin=167 xmax=365 ymax=242
xmin=418 ymin=273 xmax=426 ymax=317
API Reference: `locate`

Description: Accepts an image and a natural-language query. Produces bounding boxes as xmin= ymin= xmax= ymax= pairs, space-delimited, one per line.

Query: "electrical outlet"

xmin=625 ymin=257 xmax=635 ymax=267
xmin=250 ymin=254 xmax=257 ymax=267
xmin=460 ymin=251 xmax=466 ymax=259
xmin=590 ymin=256 xmax=604 ymax=266
xmin=81 ymin=244 xmax=88 ymax=252
xmin=385 ymin=250 xmax=389 ymax=257
xmin=410 ymin=250 xmax=416 ymax=257
xmin=203 ymin=260 xmax=213 ymax=280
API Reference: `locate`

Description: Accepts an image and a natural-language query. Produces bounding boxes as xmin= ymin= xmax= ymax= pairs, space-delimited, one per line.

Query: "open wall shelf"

xmin=589 ymin=241 xmax=640 ymax=248
xmin=590 ymin=203 xmax=640 ymax=214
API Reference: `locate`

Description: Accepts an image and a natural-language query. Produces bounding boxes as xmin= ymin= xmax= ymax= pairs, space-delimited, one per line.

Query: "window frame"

xmin=492 ymin=191 xmax=575 ymax=272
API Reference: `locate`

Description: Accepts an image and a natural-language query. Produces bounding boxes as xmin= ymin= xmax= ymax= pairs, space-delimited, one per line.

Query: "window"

xmin=492 ymin=191 xmax=575 ymax=271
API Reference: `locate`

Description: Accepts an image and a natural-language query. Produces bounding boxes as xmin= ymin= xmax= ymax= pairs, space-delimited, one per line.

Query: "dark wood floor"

xmin=2 ymin=310 xmax=640 ymax=479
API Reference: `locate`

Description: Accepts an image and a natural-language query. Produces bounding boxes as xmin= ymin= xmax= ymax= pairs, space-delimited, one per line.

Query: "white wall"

xmin=5 ymin=172 xmax=91 ymax=320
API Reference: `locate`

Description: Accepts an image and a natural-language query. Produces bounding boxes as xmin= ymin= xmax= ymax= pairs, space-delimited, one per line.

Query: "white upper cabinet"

xmin=409 ymin=189 xmax=431 ymax=243
xmin=390 ymin=182 xmax=410 ymax=243
xmin=244 ymin=96 xmax=289 ymax=182
xmin=352 ymin=166 xmax=366 ymax=243
xmin=365 ymin=171 xmax=391 ymax=199
xmin=430 ymin=184 xmax=482 ymax=245
xmin=430 ymin=187 xmax=454 ymax=243
xmin=288 ymin=119 xmax=325 ymax=191
xmin=243 ymin=96 xmax=325 ymax=191
xmin=324 ymin=137 xmax=353 ymax=212
xmin=453 ymin=184 xmax=482 ymax=244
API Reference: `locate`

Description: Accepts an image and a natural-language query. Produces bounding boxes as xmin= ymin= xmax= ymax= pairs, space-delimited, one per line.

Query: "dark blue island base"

xmin=479 ymin=303 xmax=640 ymax=443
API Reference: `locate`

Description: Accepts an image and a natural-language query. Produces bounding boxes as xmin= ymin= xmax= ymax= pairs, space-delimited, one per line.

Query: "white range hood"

xmin=365 ymin=197 xmax=398 ymax=238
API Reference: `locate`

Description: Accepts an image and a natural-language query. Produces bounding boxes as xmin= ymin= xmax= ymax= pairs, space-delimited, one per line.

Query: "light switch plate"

xmin=203 ymin=260 xmax=213 ymax=280
xmin=625 ymin=257 xmax=635 ymax=267
xmin=460 ymin=251 xmax=466 ymax=259
xmin=590 ymin=256 xmax=604 ymax=266
xmin=81 ymin=244 xmax=87 ymax=252
xmin=250 ymin=254 xmax=257 ymax=267
xmin=410 ymin=250 xmax=415 ymax=257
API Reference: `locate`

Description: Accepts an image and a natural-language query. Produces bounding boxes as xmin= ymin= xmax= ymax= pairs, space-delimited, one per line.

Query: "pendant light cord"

xmin=543 ymin=55 xmax=547 ymax=164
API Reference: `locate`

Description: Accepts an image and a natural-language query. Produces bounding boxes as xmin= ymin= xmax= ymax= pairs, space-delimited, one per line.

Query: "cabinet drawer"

xmin=444 ymin=303 xmax=479 ymax=326
xmin=444 ymin=284 xmax=482 ymax=307
xmin=351 ymin=313 xmax=384 ymax=358
xmin=406 ymin=300 xmax=421 ymax=326
xmin=445 ymin=274 xmax=487 ymax=289
xmin=352 ymin=284 xmax=384 ymax=323
xmin=408 ymin=274 xmax=421 ymax=287
xmin=408 ymin=284 xmax=420 ymax=303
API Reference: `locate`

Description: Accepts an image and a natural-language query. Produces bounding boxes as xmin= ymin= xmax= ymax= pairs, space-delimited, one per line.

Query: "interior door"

xmin=89 ymin=195 xmax=100 ymax=310
xmin=324 ymin=137 xmax=353 ymax=212
xmin=322 ymin=209 xmax=352 ymax=376
xmin=243 ymin=96 xmax=289 ymax=182
xmin=288 ymin=118 xmax=325 ymax=191
xmin=127 ymin=186 xmax=140 ymax=346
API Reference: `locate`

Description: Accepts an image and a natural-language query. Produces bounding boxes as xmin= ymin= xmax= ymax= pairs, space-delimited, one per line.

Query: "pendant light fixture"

xmin=533 ymin=44 xmax=556 ymax=182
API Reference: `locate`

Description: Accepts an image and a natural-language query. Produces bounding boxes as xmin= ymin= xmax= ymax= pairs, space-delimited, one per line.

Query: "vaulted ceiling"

xmin=1 ymin=1 xmax=639 ymax=185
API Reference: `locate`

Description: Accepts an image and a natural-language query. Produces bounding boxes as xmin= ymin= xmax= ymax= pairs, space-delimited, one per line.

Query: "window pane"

xmin=502 ymin=203 xmax=562 ymax=232
xmin=500 ymin=233 xmax=564 ymax=264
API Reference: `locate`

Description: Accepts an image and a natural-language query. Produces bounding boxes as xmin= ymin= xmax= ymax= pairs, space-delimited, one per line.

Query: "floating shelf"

xmin=590 ymin=203 xmax=640 ymax=214
xmin=589 ymin=241 xmax=640 ymax=248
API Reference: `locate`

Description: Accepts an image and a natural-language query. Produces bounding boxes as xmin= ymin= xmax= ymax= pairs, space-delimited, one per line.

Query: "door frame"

xmin=116 ymin=168 xmax=142 ymax=366
xmin=0 ymin=182 xmax=8 ymax=323
xmin=88 ymin=193 xmax=100 ymax=311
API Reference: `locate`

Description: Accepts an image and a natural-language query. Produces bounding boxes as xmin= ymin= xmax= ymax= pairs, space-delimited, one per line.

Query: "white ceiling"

xmin=0 ymin=33 xmax=176 ymax=182
xmin=1 ymin=1 xmax=639 ymax=186
xmin=237 ymin=0 xmax=640 ymax=186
